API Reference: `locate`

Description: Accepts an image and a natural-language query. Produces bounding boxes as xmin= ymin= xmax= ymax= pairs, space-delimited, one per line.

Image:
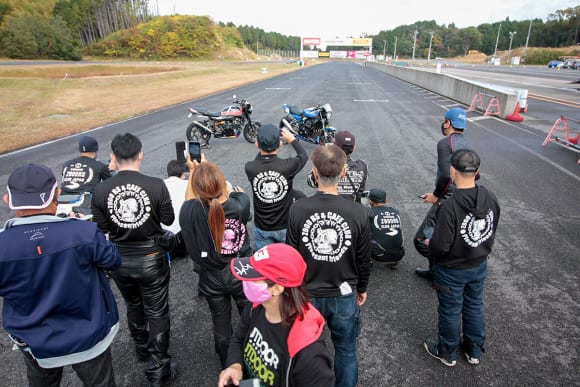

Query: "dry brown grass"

xmin=0 ymin=61 xmax=303 ymax=154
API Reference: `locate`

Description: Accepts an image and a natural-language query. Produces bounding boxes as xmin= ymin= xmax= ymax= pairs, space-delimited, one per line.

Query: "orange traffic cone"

xmin=505 ymin=102 xmax=524 ymax=122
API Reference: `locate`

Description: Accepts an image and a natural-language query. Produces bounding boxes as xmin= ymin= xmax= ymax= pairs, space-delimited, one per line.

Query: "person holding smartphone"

xmin=244 ymin=125 xmax=308 ymax=250
xmin=414 ymin=108 xmax=473 ymax=281
xmin=219 ymin=243 xmax=334 ymax=387
xmin=179 ymin=160 xmax=253 ymax=367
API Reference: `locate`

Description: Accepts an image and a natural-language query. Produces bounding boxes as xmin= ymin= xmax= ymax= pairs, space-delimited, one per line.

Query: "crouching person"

xmin=367 ymin=188 xmax=405 ymax=267
xmin=0 ymin=164 xmax=121 ymax=386
xmin=218 ymin=243 xmax=334 ymax=387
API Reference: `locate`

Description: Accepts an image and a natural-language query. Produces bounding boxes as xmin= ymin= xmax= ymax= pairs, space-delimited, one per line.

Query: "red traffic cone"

xmin=505 ymin=102 xmax=524 ymax=122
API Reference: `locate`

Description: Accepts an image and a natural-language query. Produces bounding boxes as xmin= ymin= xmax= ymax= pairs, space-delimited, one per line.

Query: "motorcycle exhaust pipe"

xmin=281 ymin=118 xmax=298 ymax=135
xmin=193 ymin=121 xmax=213 ymax=135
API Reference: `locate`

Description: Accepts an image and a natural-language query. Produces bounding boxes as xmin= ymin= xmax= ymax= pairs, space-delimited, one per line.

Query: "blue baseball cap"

xmin=445 ymin=108 xmax=467 ymax=130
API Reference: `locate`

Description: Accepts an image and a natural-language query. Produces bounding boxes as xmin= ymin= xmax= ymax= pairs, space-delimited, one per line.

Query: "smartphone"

xmin=238 ymin=379 xmax=260 ymax=387
xmin=188 ymin=141 xmax=201 ymax=162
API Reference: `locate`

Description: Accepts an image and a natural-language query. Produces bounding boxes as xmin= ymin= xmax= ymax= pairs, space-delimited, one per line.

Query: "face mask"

xmin=243 ymin=281 xmax=273 ymax=304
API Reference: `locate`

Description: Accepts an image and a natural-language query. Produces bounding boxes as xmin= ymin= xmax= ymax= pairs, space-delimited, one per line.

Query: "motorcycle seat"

xmin=58 ymin=194 xmax=87 ymax=204
xmin=288 ymin=105 xmax=304 ymax=116
xmin=189 ymin=107 xmax=222 ymax=117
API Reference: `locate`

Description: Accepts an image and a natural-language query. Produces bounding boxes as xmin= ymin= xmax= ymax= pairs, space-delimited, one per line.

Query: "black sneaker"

xmin=423 ymin=339 xmax=456 ymax=367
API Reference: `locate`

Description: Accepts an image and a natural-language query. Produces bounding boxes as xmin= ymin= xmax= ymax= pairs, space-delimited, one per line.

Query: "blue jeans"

xmin=312 ymin=293 xmax=361 ymax=387
xmin=253 ymin=226 xmax=286 ymax=251
xmin=433 ymin=260 xmax=487 ymax=359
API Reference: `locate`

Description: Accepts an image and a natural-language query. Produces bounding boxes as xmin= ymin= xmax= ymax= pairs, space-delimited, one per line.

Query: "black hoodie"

xmin=429 ymin=185 xmax=500 ymax=269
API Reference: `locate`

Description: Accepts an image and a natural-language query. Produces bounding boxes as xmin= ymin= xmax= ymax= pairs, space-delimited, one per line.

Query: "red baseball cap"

xmin=231 ymin=243 xmax=306 ymax=287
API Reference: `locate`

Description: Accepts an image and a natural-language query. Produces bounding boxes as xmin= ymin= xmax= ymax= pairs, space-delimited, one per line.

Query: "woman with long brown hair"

xmin=179 ymin=159 xmax=252 ymax=367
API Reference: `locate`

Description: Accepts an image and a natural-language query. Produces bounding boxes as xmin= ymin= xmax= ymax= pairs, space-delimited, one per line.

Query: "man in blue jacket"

xmin=0 ymin=164 xmax=121 ymax=386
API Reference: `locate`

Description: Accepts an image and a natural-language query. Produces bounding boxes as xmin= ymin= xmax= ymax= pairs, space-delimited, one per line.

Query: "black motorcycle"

xmin=279 ymin=103 xmax=336 ymax=144
xmin=185 ymin=95 xmax=260 ymax=147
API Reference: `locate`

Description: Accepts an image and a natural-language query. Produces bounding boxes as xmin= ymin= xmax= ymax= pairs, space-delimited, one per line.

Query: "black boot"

xmin=415 ymin=267 xmax=434 ymax=280
xmin=145 ymin=331 xmax=175 ymax=387
xmin=127 ymin=318 xmax=150 ymax=362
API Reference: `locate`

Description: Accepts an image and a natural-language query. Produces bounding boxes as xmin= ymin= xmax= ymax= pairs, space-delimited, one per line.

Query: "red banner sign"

xmin=303 ymin=37 xmax=321 ymax=46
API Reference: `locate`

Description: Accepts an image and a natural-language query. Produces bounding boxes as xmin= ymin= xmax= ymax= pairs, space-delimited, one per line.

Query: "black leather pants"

xmin=414 ymin=192 xmax=453 ymax=269
xmin=198 ymin=265 xmax=249 ymax=367
xmin=414 ymin=203 xmax=439 ymax=268
xmin=111 ymin=251 xmax=172 ymax=387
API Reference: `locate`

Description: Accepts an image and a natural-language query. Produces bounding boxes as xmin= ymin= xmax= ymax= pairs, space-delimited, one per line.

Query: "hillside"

xmin=85 ymin=15 xmax=256 ymax=60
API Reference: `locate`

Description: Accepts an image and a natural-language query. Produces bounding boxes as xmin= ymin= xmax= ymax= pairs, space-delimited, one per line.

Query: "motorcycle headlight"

xmin=326 ymin=111 xmax=332 ymax=119
xmin=247 ymin=104 xmax=253 ymax=114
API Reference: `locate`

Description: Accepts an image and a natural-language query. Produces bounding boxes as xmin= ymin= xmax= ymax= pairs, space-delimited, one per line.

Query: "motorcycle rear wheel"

xmin=186 ymin=122 xmax=211 ymax=144
xmin=243 ymin=122 xmax=260 ymax=143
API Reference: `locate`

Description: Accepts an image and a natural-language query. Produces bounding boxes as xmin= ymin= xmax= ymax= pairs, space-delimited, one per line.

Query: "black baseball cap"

xmin=79 ymin=135 xmax=99 ymax=152
xmin=334 ymin=131 xmax=355 ymax=153
xmin=451 ymin=149 xmax=480 ymax=173
xmin=369 ymin=188 xmax=387 ymax=203
xmin=7 ymin=164 xmax=58 ymax=210
xmin=257 ymin=124 xmax=281 ymax=152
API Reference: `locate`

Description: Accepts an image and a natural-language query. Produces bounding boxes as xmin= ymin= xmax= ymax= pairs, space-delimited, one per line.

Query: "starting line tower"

xmin=300 ymin=37 xmax=373 ymax=60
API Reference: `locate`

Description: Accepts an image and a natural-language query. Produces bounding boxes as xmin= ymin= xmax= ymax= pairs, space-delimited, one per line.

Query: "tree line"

xmin=368 ymin=6 xmax=579 ymax=62
xmin=0 ymin=0 xmax=150 ymax=60
xmin=0 ymin=1 xmax=577 ymax=62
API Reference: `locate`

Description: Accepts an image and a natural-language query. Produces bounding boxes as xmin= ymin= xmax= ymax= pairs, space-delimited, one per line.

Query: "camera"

xmin=306 ymin=171 xmax=318 ymax=188
xmin=360 ymin=190 xmax=371 ymax=207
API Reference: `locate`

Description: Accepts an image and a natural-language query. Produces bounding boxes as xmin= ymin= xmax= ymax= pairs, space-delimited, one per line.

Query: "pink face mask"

xmin=243 ymin=281 xmax=272 ymax=304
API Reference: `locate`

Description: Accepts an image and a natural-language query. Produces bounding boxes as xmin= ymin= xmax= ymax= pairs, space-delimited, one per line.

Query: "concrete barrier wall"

xmin=365 ymin=62 xmax=520 ymax=118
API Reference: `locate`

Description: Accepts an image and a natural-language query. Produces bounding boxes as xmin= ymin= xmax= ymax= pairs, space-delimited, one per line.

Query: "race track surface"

xmin=0 ymin=61 xmax=578 ymax=386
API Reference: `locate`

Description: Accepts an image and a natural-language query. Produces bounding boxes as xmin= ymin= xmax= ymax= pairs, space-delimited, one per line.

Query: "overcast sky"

xmin=151 ymin=0 xmax=578 ymax=38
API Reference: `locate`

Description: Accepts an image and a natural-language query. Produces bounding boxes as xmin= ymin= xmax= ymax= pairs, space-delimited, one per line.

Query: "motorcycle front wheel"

xmin=243 ymin=122 xmax=260 ymax=143
xmin=186 ymin=122 xmax=211 ymax=143
xmin=321 ymin=129 xmax=336 ymax=145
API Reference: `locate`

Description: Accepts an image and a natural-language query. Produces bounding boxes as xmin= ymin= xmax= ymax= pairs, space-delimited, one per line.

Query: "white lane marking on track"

xmin=476 ymin=119 xmax=580 ymax=183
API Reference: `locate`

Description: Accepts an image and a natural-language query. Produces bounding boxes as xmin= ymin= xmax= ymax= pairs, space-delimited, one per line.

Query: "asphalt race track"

xmin=0 ymin=61 xmax=578 ymax=386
